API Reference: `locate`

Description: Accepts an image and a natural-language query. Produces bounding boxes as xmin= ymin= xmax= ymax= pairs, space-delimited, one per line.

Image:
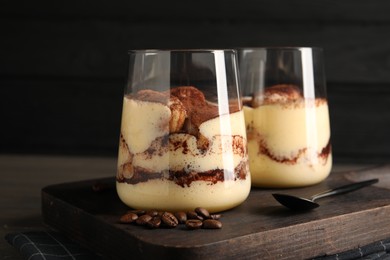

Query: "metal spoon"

xmin=272 ymin=178 xmax=378 ymax=211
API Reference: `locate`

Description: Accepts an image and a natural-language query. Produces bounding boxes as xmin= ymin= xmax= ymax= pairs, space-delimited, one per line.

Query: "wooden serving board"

xmin=41 ymin=166 xmax=390 ymax=259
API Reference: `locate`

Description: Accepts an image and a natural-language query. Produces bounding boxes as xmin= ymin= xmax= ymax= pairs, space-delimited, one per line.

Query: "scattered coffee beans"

xmin=119 ymin=207 xmax=223 ymax=230
xmin=210 ymin=214 xmax=221 ymax=220
xmin=195 ymin=207 xmax=210 ymax=219
xmin=119 ymin=212 xmax=138 ymax=223
xmin=185 ymin=219 xmax=203 ymax=230
xmin=203 ymin=219 xmax=222 ymax=229
xmin=147 ymin=216 xmax=162 ymax=229
xmin=146 ymin=210 xmax=159 ymax=217
xmin=136 ymin=214 xmax=152 ymax=225
xmin=186 ymin=211 xmax=199 ymax=220
xmin=174 ymin=211 xmax=187 ymax=224
xmin=161 ymin=212 xmax=179 ymax=228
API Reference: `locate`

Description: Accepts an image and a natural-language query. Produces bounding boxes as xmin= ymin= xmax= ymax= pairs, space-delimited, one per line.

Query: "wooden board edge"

xmin=216 ymin=206 xmax=390 ymax=259
xmin=41 ymin=189 xmax=135 ymax=259
xmin=42 ymin=184 xmax=390 ymax=259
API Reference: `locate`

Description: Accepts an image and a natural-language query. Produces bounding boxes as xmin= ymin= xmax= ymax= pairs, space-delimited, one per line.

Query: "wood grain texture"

xmin=0 ymin=154 xmax=371 ymax=259
xmin=41 ymin=166 xmax=390 ymax=259
xmin=0 ymin=155 xmax=116 ymax=260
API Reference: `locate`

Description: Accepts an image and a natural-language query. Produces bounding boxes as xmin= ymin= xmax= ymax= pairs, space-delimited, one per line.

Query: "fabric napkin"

xmin=5 ymin=231 xmax=390 ymax=259
xmin=5 ymin=231 xmax=101 ymax=260
xmin=313 ymin=238 xmax=390 ymax=260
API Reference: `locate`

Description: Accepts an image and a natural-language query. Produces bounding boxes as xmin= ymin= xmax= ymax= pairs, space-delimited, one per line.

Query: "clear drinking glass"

xmin=116 ymin=49 xmax=251 ymax=212
xmin=238 ymin=47 xmax=332 ymax=188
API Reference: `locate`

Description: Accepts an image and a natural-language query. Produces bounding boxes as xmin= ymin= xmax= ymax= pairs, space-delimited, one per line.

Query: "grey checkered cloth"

xmin=5 ymin=231 xmax=390 ymax=259
xmin=312 ymin=238 xmax=390 ymax=260
xmin=5 ymin=231 xmax=100 ymax=260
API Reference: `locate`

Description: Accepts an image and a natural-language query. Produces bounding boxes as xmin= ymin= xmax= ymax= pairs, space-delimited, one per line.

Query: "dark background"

xmin=1 ymin=0 xmax=390 ymax=163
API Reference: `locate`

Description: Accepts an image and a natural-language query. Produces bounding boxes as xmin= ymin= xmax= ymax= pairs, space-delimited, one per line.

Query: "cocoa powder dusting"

xmin=130 ymin=89 xmax=169 ymax=104
xmin=319 ymin=141 xmax=331 ymax=160
xmin=120 ymin=166 xmax=163 ymax=184
xmin=171 ymin=141 xmax=182 ymax=151
xmin=232 ymin=135 xmax=246 ymax=157
xmin=259 ymin=138 xmax=332 ymax=164
xmin=117 ymin=163 xmax=248 ymax=187
xmin=168 ymin=169 xmax=225 ymax=188
xmin=142 ymin=135 xmax=169 ymax=158
xmin=170 ymin=86 xmax=239 ymax=127
xmin=182 ymin=140 xmax=189 ymax=154
xmin=235 ymin=161 xmax=248 ymax=180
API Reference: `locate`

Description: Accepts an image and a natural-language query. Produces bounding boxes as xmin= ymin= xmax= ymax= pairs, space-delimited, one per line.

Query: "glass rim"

xmin=128 ymin=49 xmax=237 ymax=54
xmin=236 ymin=46 xmax=323 ymax=51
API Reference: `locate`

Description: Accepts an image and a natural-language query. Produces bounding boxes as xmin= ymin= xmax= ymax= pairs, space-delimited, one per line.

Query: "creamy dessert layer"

xmin=244 ymin=84 xmax=332 ymax=187
xmin=117 ymin=86 xmax=250 ymax=211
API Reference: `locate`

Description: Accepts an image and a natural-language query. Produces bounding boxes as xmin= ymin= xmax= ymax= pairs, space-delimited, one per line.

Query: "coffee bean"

xmin=146 ymin=210 xmax=159 ymax=217
xmin=195 ymin=207 xmax=210 ymax=219
xmin=174 ymin=211 xmax=187 ymax=224
xmin=203 ymin=219 xmax=222 ymax=229
xmin=147 ymin=216 xmax=161 ymax=229
xmin=187 ymin=211 xmax=203 ymax=220
xmin=210 ymin=214 xmax=222 ymax=220
xmin=123 ymin=207 xmax=223 ymax=231
xmin=161 ymin=212 xmax=178 ymax=227
xmin=185 ymin=219 xmax=203 ymax=230
xmin=119 ymin=212 xmax=138 ymax=223
xmin=136 ymin=214 xmax=152 ymax=225
xmin=186 ymin=211 xmax=198 ymax=219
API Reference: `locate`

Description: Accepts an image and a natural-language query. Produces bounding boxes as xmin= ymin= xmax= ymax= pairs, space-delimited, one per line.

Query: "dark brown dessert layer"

xmin=117 ymin=161 xmax=247 ymax=187
xmin=257 ymin=138 xmax=332 ymax=165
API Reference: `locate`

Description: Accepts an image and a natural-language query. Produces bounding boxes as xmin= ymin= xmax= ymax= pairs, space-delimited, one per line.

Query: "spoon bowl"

xmin=272 ymin=178 xmax=378 ymax=211
xmin=272 ymin=194 xmax=319 ymax=211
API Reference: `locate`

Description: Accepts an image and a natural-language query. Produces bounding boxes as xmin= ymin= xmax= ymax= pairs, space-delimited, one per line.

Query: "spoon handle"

xmin=311 ymin=178 xmax=379 ymax=201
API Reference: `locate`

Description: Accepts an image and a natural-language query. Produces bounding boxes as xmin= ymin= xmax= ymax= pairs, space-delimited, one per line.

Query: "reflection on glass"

xmin=117 ymin=49 xmax=251 ymax=212
xmin=238 ymin=47 xmax=332 ymax=188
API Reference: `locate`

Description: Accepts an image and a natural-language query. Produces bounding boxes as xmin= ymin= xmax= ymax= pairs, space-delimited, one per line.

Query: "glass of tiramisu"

xmin=238 ymin=47 xmax=332 ymax=187
xmin=116 ymin=49 xmax=251 ymax=212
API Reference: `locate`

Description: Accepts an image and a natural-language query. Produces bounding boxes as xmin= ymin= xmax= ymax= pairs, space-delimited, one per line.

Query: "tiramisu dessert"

xmin=244 ymin=84 xmax=332 ymax=187
xmin=117 ymin=86 xmax=250 ymax=212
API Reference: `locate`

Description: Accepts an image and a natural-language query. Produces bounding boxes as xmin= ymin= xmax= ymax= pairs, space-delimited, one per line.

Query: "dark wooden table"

xmin=0 ymin=155 xmax=376 ymax=259
xmin=0 ymin=155 xmax=115 ymax=259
